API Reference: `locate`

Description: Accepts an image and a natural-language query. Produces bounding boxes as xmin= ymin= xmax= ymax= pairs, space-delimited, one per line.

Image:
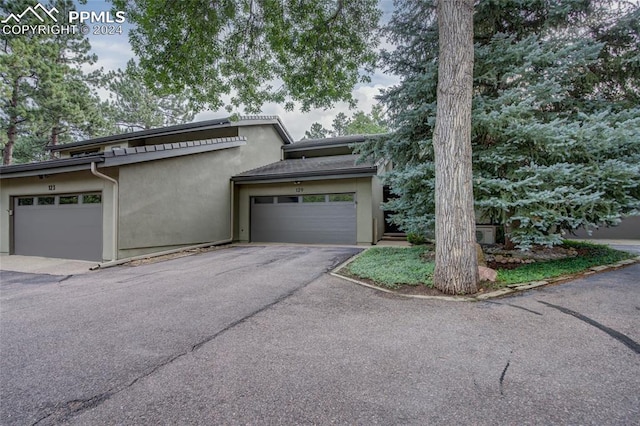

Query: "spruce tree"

xmin=359 ymin=0 xmax=640 ymax=250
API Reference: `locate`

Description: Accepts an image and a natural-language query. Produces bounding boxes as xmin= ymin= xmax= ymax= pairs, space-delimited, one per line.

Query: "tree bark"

xmin=432 ymin=0 xmax=478 ymax=294
xmin=3 ymin=79 xmax=20 ymax=165
xmin=3 ymin=122 xmax=15 ymax=166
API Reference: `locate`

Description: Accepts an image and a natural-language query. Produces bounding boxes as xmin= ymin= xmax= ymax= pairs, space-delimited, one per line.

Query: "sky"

xmin=76 ymin=0 xmax=398 ymax=141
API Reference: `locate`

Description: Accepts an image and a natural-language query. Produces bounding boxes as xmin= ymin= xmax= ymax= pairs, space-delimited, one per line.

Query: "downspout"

xmin=230 ymin=180 xmax=235 ymax=241
xmin=91 ymin=162 xmax=118 ymax=261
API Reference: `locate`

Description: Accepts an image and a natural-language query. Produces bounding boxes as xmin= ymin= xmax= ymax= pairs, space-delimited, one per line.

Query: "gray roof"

xmin=232 ymin=155 xmax=377 ymax=182
xmin=285 ymin=134 xmax=385 ymax=152
xmin=48 ymin=115 xmax=293 ymax=152
xmin=102 ymin=137 xmax=246 ymax=167
xmin=0 ymin=155 xmax=104 ymax=177
xmin=0 ymin=136 xmax=246 ymax=178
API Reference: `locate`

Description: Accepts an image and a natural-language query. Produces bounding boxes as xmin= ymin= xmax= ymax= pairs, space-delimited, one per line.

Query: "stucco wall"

xmin=371 ymin=175 xmax=385 ymax=242
xmin=0 ymin=170 xmax=117 ymax=261
xmin=570 ymin=216 xmax=640 ymax=240
xmin=236 ymin=177 xmax=378 ymax=245
xmin=116 ymin=125 xmax=284 ymax=257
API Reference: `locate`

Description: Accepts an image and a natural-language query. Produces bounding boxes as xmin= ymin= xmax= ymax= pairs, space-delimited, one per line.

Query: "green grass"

xmin=497 ymin=241 xmax=635 ymax=284
xmin=343 ymin=241 xmax=635 ymax=290
xmin=344 ymin=246 xmax=434 ymax=289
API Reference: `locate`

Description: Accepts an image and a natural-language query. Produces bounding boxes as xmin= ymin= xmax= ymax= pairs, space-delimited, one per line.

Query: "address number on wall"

xmin=295 ymin=187 xmax=304 ymax=193
xmin=48 ymin=185 xmax=56 ymax=191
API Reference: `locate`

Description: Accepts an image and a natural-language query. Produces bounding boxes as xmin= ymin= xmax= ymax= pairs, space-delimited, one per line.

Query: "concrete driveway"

xmin=1 ymin=245 xmax=639 ymax=425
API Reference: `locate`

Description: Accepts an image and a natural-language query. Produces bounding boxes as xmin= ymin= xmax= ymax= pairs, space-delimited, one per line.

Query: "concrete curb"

xmin=331 ymin=249 xmax=640 ymax=302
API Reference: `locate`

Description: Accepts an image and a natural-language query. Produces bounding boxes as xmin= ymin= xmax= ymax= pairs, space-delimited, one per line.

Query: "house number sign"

xmin=48 ymin=185 xmax=56 ymax=190
xmin=295 ymin=187 xmax=304 ymax=193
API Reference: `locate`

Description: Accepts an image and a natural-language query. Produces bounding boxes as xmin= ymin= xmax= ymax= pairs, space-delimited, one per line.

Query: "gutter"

xmin=90 ymin=162 xmax=118 ymax=261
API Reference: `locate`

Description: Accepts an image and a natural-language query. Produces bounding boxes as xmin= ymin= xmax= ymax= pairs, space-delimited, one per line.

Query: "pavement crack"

xmin=57 ymin=275 xmax=73 ymax=283
xmin=31 ymin=393 xmax=111 ymax=425
xmin=499 ymin=361 xmax=510 ymax=396
xmin=191 ymin=272 xmax=320 ymax=352
xmin=538 ymin=301 xmax=640 ymax=354
xmin=33 ymin=270 xmax=326 ymax=425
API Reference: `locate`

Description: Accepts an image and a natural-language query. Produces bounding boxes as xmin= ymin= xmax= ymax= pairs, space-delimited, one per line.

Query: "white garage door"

xmin=13 ymin=193 xmax=103 ymax=261
xmin=250 ymin=193 xmax=357 ymax=245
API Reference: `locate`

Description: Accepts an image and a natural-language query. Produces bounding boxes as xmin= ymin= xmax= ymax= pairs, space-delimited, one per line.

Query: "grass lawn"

xmin=342 ymin=241 xmax=636 ymax=291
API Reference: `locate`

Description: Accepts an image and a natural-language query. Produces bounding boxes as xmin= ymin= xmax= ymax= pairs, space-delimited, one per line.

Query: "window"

xmin=59 ymin=195 xmax=79 ymax=205
xmin=253 ymin=196 xmax=274 ymax=204
xmin=18 ymin=197 xmax=34 ymax=206
xmin=277 ymin=196 xmax=299 ymax=203
xmin=82 ymin=194 xmax=102 ymax=204
xmin=302 ymin=195 xmax=326 ymax=203
xmin=328 ymin=194 xmax=354 ymax=202
xmin=37 ymin=196 xmax=55 ymax=205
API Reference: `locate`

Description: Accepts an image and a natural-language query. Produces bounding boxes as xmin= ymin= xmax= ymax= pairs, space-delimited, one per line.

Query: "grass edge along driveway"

xmin=342 ymin=241 xmax=636 ymax=290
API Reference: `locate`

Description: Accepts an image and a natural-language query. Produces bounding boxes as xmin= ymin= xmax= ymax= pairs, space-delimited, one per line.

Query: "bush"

xmin=406 ymin=232 xmax=428 ymax=245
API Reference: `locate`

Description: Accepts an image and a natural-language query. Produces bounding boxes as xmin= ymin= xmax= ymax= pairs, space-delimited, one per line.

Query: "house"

xmin=0 ymin=116 xmax=386 ymax=262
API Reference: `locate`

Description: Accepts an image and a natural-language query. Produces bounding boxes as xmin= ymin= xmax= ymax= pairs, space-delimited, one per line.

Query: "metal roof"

xmin=47 ymin=115 xmax=293 ymax=152
xmin=0 ymin=155 xmax=104 ymax=177
xmin=232 ymin=155 xmax=377 ymax=182
xmin=102 ymin=137 xmax=246 ymax=167
xmin=285 ymin=134 xmax=385 ymax=152
xmin=0 ymin=136 xmax=246 ymax=178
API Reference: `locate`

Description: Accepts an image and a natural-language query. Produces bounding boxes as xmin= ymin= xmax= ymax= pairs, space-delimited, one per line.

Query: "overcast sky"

xmin=80 ymin=0 xmax=398 ymax=140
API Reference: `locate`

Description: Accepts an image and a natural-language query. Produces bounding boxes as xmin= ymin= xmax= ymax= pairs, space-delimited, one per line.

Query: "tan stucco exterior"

xmin=0 ymin=120 xmax=388 ymax=261
xmin=236 ymin=176 xmax=384 ymax=245
xmin=0 ymin=123 xmax=285 ymax=260
xmin=115 ymin=125 xmax=284 ymax=258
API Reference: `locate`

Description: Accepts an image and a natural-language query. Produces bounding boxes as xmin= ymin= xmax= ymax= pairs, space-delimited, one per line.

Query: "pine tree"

xmin=303 ymin=106 xmax=388 ymax=139
xmin=0 ymin=0 xmax=46 ymax=164
xmin=359 ymin=0 xmax=640 ymax=250
xmin=1 ymin=0 xmax=106 ymax=164
xmin=103 ymin=60 xmax=196 ymax=132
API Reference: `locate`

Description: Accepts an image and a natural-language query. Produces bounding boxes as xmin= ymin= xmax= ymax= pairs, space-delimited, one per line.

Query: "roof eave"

xmin=48 ymin=118 xmax=232 ymax=152
xmin=231 ymin=167 xmax=377 ymax=184
xmin=0 ymin=156 xmax=104 ymax=179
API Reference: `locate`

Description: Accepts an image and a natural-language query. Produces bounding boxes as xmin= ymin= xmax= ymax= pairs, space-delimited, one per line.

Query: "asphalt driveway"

xmin=1 ymin=245 xmax=639 ymax=425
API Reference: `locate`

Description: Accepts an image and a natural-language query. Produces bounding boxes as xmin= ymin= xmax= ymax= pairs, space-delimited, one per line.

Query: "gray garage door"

xmin=251 ymin=193 xmax=357 ymax=244
xmin=13 ymin=193 xmax=103 ymax=261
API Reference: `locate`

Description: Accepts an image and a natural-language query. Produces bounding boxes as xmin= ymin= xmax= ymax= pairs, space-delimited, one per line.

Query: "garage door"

xmin=13 ymin=193 xmax=103 ymax=261
xmin=251 ymin=193 xmax=356 ymax=244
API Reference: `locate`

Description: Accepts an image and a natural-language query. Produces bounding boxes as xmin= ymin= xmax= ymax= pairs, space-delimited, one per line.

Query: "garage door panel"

xmin=14 ymin=195 xmax=103 ymax=261
xmin=251 ymin=195 xmax=356 ymax=245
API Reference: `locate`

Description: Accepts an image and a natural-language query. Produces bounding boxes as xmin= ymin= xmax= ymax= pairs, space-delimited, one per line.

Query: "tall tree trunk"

xmin=49 ymin=126 xmax=59 ymax=160
xmin=3 ymin=80 xmax=20 ymax=165
xmin=3 ymin=122 xmax=15 ymax=166
xmin=432 ymin=0 xmax=478 ymax=294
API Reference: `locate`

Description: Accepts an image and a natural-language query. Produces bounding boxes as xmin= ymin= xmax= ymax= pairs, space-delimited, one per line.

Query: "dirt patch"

xmin=483 ymin=244 xmax=580 ymax=271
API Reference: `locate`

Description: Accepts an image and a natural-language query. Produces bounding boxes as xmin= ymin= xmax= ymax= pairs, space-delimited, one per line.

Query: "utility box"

xmin=476 ymin=225 xmax=497 ymax=244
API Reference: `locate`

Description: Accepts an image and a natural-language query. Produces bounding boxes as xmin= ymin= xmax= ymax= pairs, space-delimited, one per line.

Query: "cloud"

xmin=84 ymin=36 xmax=134 ymax=73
